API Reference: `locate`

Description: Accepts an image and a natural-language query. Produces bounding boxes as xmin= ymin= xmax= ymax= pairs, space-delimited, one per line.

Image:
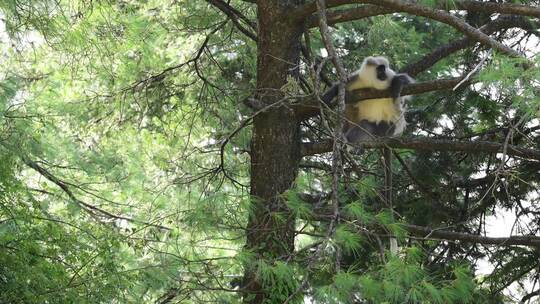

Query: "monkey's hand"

xmin=390 ymin=73 xmax=415 ymax=99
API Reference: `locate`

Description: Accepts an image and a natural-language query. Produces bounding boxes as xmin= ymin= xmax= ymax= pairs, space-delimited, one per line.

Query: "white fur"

xmin=346 ymin=56 xmax=406 ymax=136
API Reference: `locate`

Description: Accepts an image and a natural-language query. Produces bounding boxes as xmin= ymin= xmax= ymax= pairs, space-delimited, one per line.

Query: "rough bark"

xmin=243 ymin=1 xmax=304 ymax=303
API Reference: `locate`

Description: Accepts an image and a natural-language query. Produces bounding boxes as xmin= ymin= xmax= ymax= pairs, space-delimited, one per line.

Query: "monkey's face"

xmin=376 ymin=64 xmax=388 ymax=81
xmin=361 ymin=57 xmax=396 ymax=90
xmin=348 ymin=56 xmax=398 ymax=91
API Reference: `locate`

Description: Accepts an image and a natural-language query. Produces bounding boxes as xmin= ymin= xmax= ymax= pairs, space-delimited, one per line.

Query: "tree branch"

xmin=316 ymin=0 xmax=540 ymax=18
xmin=348 ymin=77 xmax=468 ymax=101
xmin=292 ymin=0 xmax=360 ymax=18
xmin=301 ymin=137 xmax=540 ymax=161
xmin=22 ymin=157 xmax=171 ymax=231
xmin=446 ymin=0 xmax=540 ymax=19
xmin=357 ymin=0 xmax=522 ymax=58
xmin=402 ymin=15 xmax=537 ymax=76
xmin=295 ymin=77 xmax=468 ymax=119
xmin=317 ymin=0 xmax=347 ymax=246
xmin=402 ymin=224 xmax=540 ymax=248
xmin=299 ymin=0 xmax=528 ymax=58
xmin=306 ymin=204 xmax=540 ymax=248
xmin=306 ymin=5 xmax=395 ymax=27
xmin=521 ymin=289 xmax=540 ymax=304
xmin=206 ymin=0 xmax=258 ymax=42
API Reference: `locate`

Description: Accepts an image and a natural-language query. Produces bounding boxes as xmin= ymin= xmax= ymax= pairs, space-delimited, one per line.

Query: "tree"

xmin=1 ymin=0 xmax=540 ymax=303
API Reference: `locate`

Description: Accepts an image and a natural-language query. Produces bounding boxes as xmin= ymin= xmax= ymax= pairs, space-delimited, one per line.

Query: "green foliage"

xmin=366 ymin=16 xmax=423 ymax=61
xmin=335 ymin=224 xmax=362 ymax=255
xmin=0 ymin=0 xmax=539 ymax=303
xmin=344 ymin=201 xmax=373 ymax=224
xmin=286 ymin=190 xmax=313 ymax=219
xmin=0 ymin=158 xmax=135 ymax=303
xmin=479 ymin=54 xmax=540 ymax=116
xmin=256 ymin=261 xmax=300 ymax=303
xmin=419 ymin=0 xmax=456 ymax=9
xmin=314 ymin=249 xmax=480 ymax=304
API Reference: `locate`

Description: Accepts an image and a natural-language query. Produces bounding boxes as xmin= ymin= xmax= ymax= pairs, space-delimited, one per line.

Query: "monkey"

xmin=322 ymin=56 xmax=414 ymax=254
xmin=321 ymin=56 xmax=413 ymax=150
xmin=342 ymin=56 xmax=413 ymax=143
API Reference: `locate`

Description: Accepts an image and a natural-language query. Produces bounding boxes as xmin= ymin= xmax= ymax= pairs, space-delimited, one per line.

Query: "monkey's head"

xmin=358 ymin=56 xmax=396 ymax=90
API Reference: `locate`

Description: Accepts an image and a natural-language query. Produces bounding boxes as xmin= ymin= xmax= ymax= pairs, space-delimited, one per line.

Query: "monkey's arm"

xmin=320 ymin=84 xmax=339 ymax=105
xmin=390 ymin=73 xmax=415 ymax=99
xmin=321 ymin=72 xmax=414 ymax=105
xmin=320 ymin=74 xmax=359 ymax=105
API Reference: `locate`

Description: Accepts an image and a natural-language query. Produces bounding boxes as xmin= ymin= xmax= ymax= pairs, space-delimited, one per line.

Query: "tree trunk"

xmin=243 ymin=1 xmax=304 ymax=303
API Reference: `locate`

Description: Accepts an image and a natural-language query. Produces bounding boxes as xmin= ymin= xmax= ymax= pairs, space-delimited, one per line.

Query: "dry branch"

xmin=403 ymin=224 xmax=540 ymax=247
xmin=445 ymin=0 xmax=540 ymax=18
xmin=402 ymin=16 xmax=537 ymax=76
xmin=307 ymin=204 xmax=540 ymax=248
xmin=358 ymin=0 xmax=522 ymax=58
xmin=206 ymin=0 xmax=258 ymax=41
xmin=306 ymin=5 xmax=395 ymax=27
xmin=301 ymin=137 xmax=540 ymax=161
xmin=22 ymin=157 xmax=171 ymax=231
xmin=297 ymin=0 xmax=540 ymax=18
xmin=298 ymin=0 xmax=531 ymax=58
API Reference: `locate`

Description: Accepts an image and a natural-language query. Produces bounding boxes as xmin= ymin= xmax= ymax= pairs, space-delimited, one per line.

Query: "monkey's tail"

xmin=383 ymin=147 xmax=398 ymax=255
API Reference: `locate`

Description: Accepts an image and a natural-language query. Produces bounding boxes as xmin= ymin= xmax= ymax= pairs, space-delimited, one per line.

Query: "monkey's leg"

xmin=344 ymin=120 xmax=376 ymax=153
xmin=372 ymin=121 xmax=396 ymax=137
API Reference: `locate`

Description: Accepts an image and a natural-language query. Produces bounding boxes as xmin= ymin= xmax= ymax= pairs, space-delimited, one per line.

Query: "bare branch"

xmin=206 ymin=0 xmax=258 ymax=41
xmin=358 ymin=0 xmax=523 ymax=58
xmin=22 ymin=157 xmax=171 ymax=231
xmin=403 ymin=224 xmax=540 ymax=248
xmin=301 ymin=137 xmax=540 ymax=161
xmin=307 ymin=204 xmax=540 ymax=248
xmin=402 ymin=15 xmax=537 ymax=76
xmin=306 ymin=5 xmax=395 ymax=27
xmin=521 ymin=289 xmax=540 ymax=304
xmin=292 ymin=0 xmax=360 ymax=18
xmin=446 ymin=0 xmax=540 ymax=19
xmin=346 ymin=77 xmax=469 ymax=101
xmin=299 ymin=0 xmax=529 ymax=58
xmin=317 ymin=0 xmax=346 ymax=250
xmin=314 ymin=0 xmax=540 ymax=18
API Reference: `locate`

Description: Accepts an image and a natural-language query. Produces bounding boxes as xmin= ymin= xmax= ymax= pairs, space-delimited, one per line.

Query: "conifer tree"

xmin=1 ymin=1 xmax=540 ymax=303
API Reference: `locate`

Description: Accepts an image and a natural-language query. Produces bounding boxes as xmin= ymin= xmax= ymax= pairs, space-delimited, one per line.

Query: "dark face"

xmin=376 ymin=64 xmax=387 ymax=81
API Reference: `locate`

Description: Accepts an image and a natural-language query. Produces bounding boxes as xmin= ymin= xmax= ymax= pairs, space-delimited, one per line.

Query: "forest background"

xmin=1 ymin=0 xmax=540 ymax=303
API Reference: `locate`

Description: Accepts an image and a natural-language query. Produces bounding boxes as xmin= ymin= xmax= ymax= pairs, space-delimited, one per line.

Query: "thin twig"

xmin=454 ymin=49 xmax=492 ymax=90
